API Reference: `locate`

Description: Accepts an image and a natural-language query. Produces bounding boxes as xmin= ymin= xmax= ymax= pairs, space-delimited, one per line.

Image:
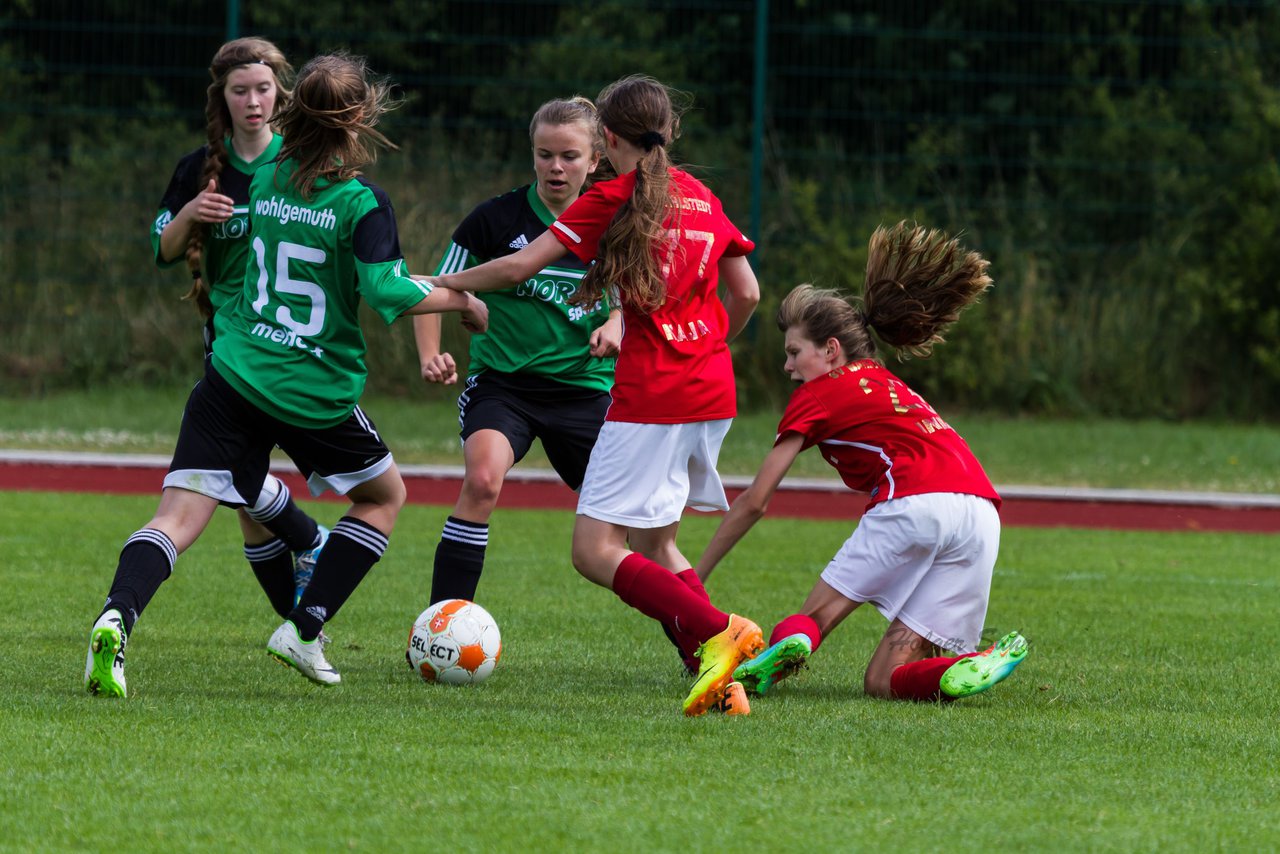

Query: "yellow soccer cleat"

xmin=683 ymin=615 xmax=764 ymax=717
xmin=715 ymin=681 xmax=751 ymax=716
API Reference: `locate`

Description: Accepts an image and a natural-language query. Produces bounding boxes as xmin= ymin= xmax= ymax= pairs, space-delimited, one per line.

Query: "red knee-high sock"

xmin=769 ymin=613 xmax=823 ymax=652
xmin=664 ymin=569 xmax=713 ymax=661
xmin=675 ymin=568 xmax=711 ymax=601
xmin=613 ymin=553 xmax=729 ymax=642
xmin=889 ymin=654 xmax=975 ymax=702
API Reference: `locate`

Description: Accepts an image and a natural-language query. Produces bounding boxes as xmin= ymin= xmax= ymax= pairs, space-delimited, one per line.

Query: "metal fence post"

xmin=226 ymin=0 xmax=241 ymax=40
xmin=750 ymin=0 xmax=768 ymax=267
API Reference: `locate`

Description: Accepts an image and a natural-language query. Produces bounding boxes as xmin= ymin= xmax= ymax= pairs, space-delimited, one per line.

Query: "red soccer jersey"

xmin=776 ymin=359 xmax=1001 ymax=511
xmin=551 ymin=168 xmax=754 ymax=423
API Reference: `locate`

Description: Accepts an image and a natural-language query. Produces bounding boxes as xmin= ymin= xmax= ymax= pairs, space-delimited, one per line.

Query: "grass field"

xmin=2 ymin=490 xmax=1277 ymax=852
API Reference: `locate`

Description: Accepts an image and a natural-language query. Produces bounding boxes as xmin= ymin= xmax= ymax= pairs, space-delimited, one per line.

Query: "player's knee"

xmin=461 ymin=468 xmax=504 ymax=507
xmin=570 ymin=542 xmax=591 ymax=577
xmin=569 ymin=543 xmax=606 ymax=586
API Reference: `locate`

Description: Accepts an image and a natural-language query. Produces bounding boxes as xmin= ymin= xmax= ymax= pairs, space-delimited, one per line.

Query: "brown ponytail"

xmin=272 ymin=53 xmax=399 ymax=201
xmin=573 ymin=75 xmax=688 ymax=313
xmin=777 ymin=223 xmax=992 ymax=361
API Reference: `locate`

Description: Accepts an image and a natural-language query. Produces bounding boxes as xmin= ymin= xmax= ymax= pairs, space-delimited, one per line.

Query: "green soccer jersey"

xmin=435 ymin=184 xmax=614 ymax=392
xmin=211 ymin=159 xmax=431 ymax=428
xmin=151 ymin=134 xmax=284 ymax=315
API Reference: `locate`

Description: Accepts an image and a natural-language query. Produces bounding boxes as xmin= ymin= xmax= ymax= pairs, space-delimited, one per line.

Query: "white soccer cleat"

xmin=267 ymin=621 xmax=340 ymax=686
xmin=84 ymin=609 xmax=128 ymax=698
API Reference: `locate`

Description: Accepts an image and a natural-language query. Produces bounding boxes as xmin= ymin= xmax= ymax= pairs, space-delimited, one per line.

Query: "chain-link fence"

xmin=5 ymin=1 xmax=1279 ymax=415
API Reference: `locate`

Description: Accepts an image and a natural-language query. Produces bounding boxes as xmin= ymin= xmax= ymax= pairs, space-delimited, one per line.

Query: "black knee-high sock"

xmin=288 ymin=516 xmax=388 ymax=641
xmin=102 ymin=529 xmax=177 ymax=636
xmin=430 ymin=516 xmax=488 ymax=604
xmin=245 ymin=475 xmax=320 ymax=553
xmin=244 ymin=537 xmax=295 ymax=619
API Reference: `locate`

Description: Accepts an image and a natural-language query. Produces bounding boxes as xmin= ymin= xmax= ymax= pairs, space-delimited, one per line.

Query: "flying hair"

xmin=272 ymin=53 xmax=400 ymax=201
xmin=185 ymin=37 xmax=293 ymax=318
xmin=777 ymin=222 xmax=992 ymax=361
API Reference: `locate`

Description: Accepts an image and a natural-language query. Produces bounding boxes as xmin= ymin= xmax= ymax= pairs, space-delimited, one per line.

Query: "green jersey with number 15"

xmin=211 ymin=159 xmax=431 ymax=429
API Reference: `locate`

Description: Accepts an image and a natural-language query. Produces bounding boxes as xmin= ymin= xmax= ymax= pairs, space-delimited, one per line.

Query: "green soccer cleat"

xmin=940 ymin=631 xmax=1028 ymax=699
xmin=84 ymin=609 xmax=128 ymax=698
xmin=733 ymin=633 xmax=812 ymax=696
xmin=683 ymin=615 xmax=764 ymax=717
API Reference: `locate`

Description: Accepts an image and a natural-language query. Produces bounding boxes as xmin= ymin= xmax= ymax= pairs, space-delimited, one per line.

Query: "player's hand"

xmin=188 ymin=179 xmax=235 ymax=223
xmin=460 ymin=292 xmax=489 ymax=333
xmin=589 ymin=312 xmax=623 ymax=358
xmin=420 ymin=352 xmax=458 ymax=385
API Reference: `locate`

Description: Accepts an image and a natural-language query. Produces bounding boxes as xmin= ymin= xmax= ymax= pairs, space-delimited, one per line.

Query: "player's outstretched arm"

xmin=403 ymin=285 xmax=488 ymax=334
xmin=719 ymin=254 xmax=760 ymax=343
xmin=696 ymin=432 xmax=804 ymax=581
xmin=431 ymin=231 xmax=565 ymax=294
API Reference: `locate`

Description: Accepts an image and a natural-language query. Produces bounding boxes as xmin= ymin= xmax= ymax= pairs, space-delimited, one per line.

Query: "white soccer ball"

xmin=407 ymin=599 xmax=502 ymax=685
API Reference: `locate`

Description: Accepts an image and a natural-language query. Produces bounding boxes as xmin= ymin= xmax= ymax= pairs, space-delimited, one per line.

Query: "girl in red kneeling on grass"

xmin=696 ymin=223 xmax=1029 ymax=703
xmin=430 ymin=74 xmax=763 ymax=716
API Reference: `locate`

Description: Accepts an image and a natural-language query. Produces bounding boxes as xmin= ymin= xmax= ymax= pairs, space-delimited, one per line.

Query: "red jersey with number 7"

xmin=551 ymin=168 xmax=754 ymax=424
xmin=777 ymin=359 xmax=1001 ymax=511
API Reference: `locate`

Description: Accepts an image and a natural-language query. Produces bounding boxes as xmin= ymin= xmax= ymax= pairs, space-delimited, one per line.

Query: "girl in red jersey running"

xmin=430 ymin=75 xmax=763 ymax=716
xmin=696 ymin=223 xmax=1029 ymax=703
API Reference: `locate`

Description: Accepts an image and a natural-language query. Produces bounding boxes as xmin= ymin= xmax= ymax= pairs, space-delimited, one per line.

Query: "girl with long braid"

xmin=150 ymin=38 xmax=329 ymax=624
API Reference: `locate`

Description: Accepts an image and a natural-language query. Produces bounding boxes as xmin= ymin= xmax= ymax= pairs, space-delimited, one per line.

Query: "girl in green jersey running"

xmin=150 ymin=37 xmax=330 ymax=626
xmin=84 ymin=53 xmax=487 ymax=697
xmin=413 ymin=96 xmax=620 ymax=608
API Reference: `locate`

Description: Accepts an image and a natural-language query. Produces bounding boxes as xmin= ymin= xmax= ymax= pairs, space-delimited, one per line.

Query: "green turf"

xmin=3 ymin=386 xmax=1280 ymax=491
xmin=2 ymin=491 xmax=1277 ymax=851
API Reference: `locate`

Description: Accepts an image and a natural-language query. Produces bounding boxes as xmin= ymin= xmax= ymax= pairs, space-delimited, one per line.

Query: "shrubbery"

xmin=3 ymin=1 xmax=1278 ymax=417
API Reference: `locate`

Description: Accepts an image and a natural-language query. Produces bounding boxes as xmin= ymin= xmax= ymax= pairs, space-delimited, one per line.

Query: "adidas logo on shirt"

xmin=508 ymin=234 xmax=529 ymax=250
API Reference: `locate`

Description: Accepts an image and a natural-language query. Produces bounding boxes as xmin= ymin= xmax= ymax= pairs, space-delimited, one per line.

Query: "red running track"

xmin=1 ymin=454 xmax=1278 ymax=534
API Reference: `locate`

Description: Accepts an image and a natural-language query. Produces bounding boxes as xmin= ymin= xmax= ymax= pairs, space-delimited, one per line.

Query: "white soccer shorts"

xmin=576 ymin=419 xmax=732 ymax=528
xmin=820 ymin=492 xmax=1001 ymax=653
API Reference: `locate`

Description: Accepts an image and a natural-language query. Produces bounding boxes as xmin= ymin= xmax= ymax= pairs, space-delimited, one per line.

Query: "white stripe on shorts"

xmin=163 ymin=468 xmax=248 ymax=506
xmin=305 ymin=453 xmax=394 ymax=498
xmin=352 ymin=405 xmax=381 ymax=442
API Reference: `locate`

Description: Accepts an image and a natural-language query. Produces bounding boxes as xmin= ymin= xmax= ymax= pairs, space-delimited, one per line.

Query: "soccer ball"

xmin=407 ymin=599 xmax=502 ymax=685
